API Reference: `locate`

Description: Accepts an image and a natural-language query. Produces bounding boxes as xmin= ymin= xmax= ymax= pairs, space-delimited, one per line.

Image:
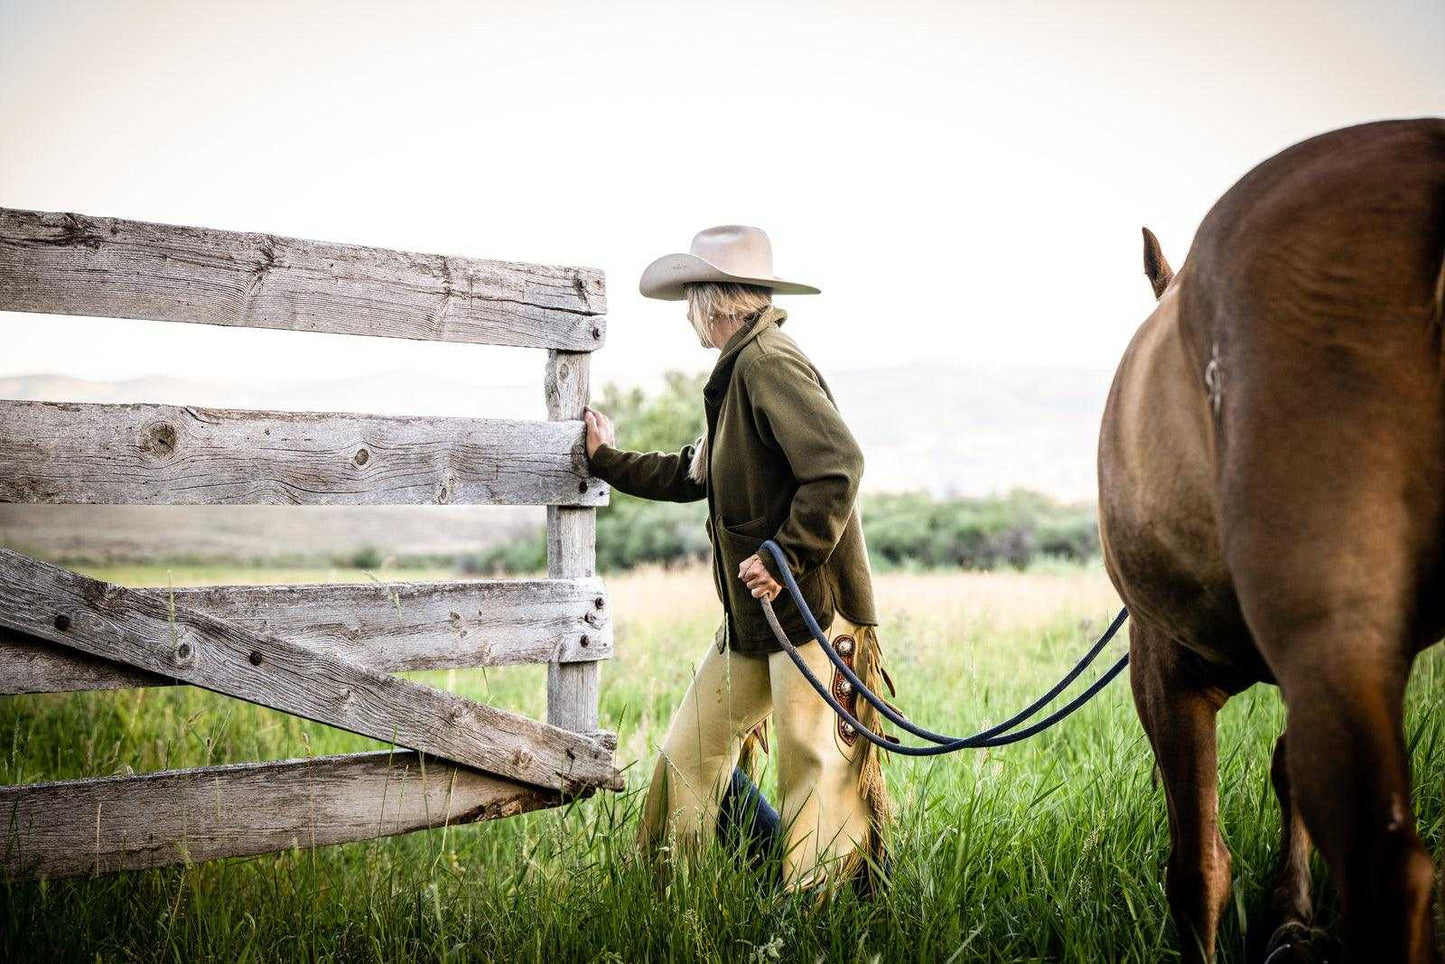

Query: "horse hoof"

xmin=1262 ymin=923 xmax=1335 ymax=964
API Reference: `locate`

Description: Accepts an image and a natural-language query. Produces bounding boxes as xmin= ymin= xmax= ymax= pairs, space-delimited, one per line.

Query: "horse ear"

xmin=1141 ymin=227 xmax=1173 ymax=299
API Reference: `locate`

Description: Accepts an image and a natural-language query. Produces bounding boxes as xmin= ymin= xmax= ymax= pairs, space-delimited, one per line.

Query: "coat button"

xmin=836 ymin=637 xmax=853 ymax=656
xmin=838 ymin=679 xmax=853 ymax=696
xmin=841 ymin=722 xmax=856 ymax=735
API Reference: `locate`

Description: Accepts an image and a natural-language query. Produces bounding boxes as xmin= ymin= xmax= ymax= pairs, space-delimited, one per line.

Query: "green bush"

xmin=861 ymin=489 xmax=1098 ymax=571
xmin=460 ymin=533 xmax=547 ymax=576
xmin=341 ymin=545 xmax=385 ymax=570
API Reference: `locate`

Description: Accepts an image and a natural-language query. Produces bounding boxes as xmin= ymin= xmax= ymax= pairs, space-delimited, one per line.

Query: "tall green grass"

xmin=3 ymin=563 xmax=1442 ymax=962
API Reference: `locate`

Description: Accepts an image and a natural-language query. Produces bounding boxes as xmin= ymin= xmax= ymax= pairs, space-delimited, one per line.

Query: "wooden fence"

xmin=0 ymin=207 xmax=620 ymax=879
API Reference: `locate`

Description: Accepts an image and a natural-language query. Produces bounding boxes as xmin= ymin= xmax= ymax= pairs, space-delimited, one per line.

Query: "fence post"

xmin=544 ymin=350 xmax=600 ymax=733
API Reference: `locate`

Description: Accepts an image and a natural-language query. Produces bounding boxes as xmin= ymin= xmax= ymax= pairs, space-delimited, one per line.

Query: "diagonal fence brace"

xmin=0 ymin=549 xmax=621 ymax=793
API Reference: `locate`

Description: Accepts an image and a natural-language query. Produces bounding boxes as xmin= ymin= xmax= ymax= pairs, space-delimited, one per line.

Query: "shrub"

xmin=343 ymin=545 xmax=385 ymax=570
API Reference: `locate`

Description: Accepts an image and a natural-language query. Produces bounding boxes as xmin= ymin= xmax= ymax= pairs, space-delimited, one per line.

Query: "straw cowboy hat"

xmin=639 ymin=225 xmax=821 ymax=301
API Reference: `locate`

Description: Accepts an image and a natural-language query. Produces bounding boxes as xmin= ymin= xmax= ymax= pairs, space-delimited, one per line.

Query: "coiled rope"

xmin=757 ymin=539 xmax=1131 ymax=756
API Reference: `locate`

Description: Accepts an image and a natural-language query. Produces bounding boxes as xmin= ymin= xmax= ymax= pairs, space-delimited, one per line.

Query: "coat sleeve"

xmin=744 ymin=351 xmax=863 ymax=580
xmin=586 ymin=441 xmax=707 ymax=503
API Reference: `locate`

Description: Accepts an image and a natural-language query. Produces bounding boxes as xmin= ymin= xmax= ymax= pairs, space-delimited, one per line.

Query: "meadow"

xmin=3 ymin=561 xmax=1442 ymax=962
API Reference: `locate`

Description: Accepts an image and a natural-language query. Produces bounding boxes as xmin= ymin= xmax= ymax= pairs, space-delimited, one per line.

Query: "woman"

xmin=583 ymin=225 xmax=892 ymax=892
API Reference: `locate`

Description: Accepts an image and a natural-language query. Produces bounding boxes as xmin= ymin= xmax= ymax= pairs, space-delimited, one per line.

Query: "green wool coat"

xmin=587 ymin=306 xmax=877 ymax=656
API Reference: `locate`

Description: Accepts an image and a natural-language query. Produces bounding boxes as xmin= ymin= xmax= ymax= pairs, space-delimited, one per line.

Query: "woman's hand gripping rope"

xmin=738 ymin=554 xmax=782 ymax=601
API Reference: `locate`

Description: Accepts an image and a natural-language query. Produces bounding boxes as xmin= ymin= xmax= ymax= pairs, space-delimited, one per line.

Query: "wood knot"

xmin=353 ymin=447 xmax=370 ymax=466
xmin=140 ymin=422 xmax=178 ymax=458
xmin=81 ymin=580 xmax=124 ymax=609
xmin=591 ymin=326 xmax=601 ymax=339
xmin=59 ymin=213 xmax=104 ymax=250
xmin=171 ymin=629 xmax=200 ymax=667
xmin=580 ymin=634 xmax=590 ymax=648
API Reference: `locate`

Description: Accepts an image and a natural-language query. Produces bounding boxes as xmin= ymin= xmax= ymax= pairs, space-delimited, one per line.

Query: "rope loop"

xmin=757 ymin=539 xmax=1130 ymax=756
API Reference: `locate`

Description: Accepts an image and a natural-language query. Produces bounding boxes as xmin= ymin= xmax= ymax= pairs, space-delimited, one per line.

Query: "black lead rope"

xmin=756 ymin=539 xmax=1131 ymax=756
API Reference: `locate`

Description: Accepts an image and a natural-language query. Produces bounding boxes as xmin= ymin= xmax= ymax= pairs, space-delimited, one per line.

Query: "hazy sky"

xmin=2 ymin=0 xmax=1441 ymax=398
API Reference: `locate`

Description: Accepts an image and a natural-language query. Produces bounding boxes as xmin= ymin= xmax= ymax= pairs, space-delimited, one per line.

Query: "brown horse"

xmin=1099 ymin=118 xmax=1445 ymax=963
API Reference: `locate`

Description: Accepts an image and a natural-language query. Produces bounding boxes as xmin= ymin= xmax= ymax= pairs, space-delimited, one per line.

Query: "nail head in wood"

xmin=53 ymin=613 xmax=71 ymax=631
xmin=248 ymin=650 xmax=263 ymax=665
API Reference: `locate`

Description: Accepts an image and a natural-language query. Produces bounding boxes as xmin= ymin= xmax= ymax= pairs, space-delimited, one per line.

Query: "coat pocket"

xmin=716 ymin=524 xmax=830 ymax=646
xmin=722 ymin=514 xmax=773 ymax=539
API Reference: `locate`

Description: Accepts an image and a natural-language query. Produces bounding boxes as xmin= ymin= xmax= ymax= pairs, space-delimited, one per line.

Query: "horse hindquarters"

xmin=1212 ymin=320 xmax=1444 ymax=962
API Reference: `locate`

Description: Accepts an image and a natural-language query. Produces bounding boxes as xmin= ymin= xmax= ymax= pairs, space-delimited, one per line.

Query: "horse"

xmin=1098 ymin=118 xmax=1445 ymax=962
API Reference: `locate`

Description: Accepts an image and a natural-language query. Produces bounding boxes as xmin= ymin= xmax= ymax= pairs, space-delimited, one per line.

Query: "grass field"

xmin=3 ymin=562 xmax=1442 ymax=962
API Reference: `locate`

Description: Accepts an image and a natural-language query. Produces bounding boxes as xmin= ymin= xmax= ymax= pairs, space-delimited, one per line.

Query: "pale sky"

xmin=2 ymin=0 xmax=1441 ymax=398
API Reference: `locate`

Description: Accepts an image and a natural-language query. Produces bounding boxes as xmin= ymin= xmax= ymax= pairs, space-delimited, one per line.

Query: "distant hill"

xmin=0 ymin=365 xmax=1111 ymax=562
xmin=827 ymin=362 xmax=1111 ymax=500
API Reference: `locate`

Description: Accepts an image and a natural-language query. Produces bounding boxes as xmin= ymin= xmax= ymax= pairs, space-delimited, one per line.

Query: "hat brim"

xmin=638 ymin=252 xmax=821 ymax=301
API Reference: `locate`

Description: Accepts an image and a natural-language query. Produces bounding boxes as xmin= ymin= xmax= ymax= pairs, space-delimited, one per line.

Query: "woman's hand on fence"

xmin=738 ymin=554 xmax=782 ymax=601
xmin=583 ymin=408 xmax=615 ymax=459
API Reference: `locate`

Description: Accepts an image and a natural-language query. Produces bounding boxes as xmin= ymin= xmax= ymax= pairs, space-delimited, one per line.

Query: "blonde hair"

xmin=685 ymin=282 xmax=772 ymax=483
xmin=686 ymin=282 xmax=772 ymax=349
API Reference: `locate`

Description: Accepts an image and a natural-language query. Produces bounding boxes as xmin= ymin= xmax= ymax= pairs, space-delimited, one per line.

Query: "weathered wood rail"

xmin=1 ymin=749 xmax=583 ymax=878
xmin=1 ymin=576 xmax=611 ymax=694
xmin=0 ymin=207 xmax=618 ymax=880
xmin=0 ymin=400 xmax=606 ymax=506
xmin=0 ymin=208 xmax=606 ymax=349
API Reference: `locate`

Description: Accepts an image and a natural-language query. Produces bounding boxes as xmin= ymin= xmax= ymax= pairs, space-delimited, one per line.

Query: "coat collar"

xmin=703 ymin=306 xmax=787 ymax=403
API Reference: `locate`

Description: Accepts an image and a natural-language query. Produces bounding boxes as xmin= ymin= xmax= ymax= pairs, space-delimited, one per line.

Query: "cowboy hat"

xmin=639 ymin=225 xmax=821 ymax=301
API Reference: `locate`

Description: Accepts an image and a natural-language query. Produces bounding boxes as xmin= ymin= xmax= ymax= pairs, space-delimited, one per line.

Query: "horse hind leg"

xmin=1229 ymin=491 xmax=1437 ymax=958
xmin=1260 ymin=731 xmax=1334 ymax=964
xmin=1269 ymin=641 xmax=1438 ymax=963
xmin=1130 ymin=619 xmax=1234 ymax=964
